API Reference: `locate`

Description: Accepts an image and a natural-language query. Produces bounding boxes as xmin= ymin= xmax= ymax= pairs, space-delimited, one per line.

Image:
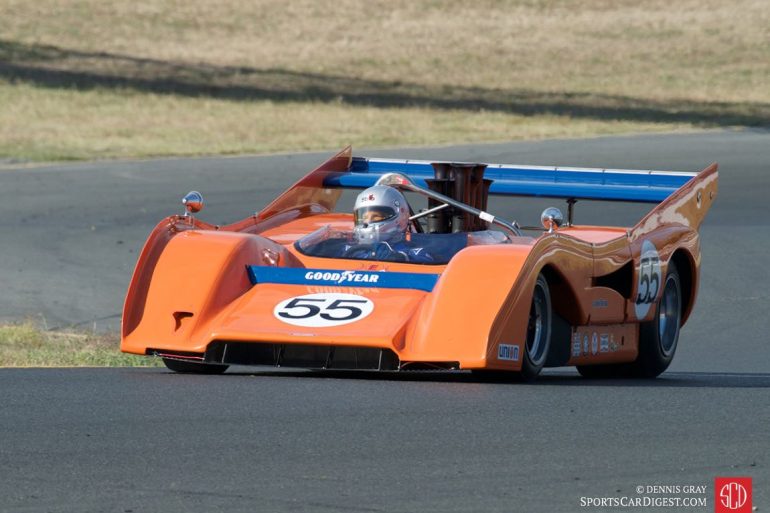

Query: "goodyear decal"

xmin=247 ymin=266 xmax=439 ymax=292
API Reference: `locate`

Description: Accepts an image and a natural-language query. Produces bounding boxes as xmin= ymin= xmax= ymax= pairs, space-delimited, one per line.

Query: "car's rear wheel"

xmin=630 ymin=261 xmax=682 ymax=377
xmin=520 ymin=273 xmax=552 ymax=381
xmin=577 ymin=262 xmax=682 ymax=379
xmin=162 ymin=358 xmax=229 ymax=374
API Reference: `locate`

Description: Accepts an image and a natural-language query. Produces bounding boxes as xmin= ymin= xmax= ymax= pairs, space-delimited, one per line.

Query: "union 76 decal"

xmin=635 ymin=240 xmax=661 ymax=319
xmin=273 ymin=293 xmax=374 ymax=327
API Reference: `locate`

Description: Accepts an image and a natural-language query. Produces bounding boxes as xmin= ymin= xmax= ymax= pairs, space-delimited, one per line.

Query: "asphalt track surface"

xmin=1 ymin=130 xmax=769 ymax=512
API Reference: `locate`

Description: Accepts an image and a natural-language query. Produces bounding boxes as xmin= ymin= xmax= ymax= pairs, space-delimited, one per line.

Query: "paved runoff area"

xmin=1 ymin=129 xmax=768 ymax=511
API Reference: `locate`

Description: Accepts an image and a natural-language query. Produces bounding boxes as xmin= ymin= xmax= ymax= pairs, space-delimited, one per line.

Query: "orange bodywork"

xmin=121 ymin=147 xmax=718 ymax=372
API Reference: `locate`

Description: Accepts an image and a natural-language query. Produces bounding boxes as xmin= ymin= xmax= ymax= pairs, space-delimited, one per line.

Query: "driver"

xmin=343 ymin=185 xmax=434 ymax=263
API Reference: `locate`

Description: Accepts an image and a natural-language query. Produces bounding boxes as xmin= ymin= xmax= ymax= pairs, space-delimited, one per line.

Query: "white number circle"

xmin=273 ymin=293 xmax=374 ymax=327
xmin=634 ymin=240 xmax=662 ymax=319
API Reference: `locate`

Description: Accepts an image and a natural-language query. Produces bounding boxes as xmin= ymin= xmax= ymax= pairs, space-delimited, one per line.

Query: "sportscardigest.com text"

xmin=580 ymin=484 xmax=709 ymax=508
xmin=580 ymin=497 xmax=708 ymax=508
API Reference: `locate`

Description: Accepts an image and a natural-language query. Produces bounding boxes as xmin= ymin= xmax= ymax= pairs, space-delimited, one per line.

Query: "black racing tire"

xmin=629 ymin=260 xmax=682 ymax=378
xmin=162 ymin=358 xmax=229 ymax=374
xmin=520 ymin=273 xmax=553 ymax=381
xmin=470 ymin=273 xmax=552 ymax=383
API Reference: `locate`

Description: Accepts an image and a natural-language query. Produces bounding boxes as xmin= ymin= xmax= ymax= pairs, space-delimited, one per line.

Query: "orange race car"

xmin=120 ymin=147 xmax=717 ymax=380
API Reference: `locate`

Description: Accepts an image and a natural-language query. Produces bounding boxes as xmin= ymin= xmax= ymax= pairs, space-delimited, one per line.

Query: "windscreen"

xmin=295 ymin=226 xmax=482 ymax=265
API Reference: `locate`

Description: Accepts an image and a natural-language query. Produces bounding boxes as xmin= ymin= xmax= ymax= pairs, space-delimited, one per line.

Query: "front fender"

xmin=121 ymin=228 xmax=296 ymax=355
xmin=400 ymin=243 xmax=534 ymax=369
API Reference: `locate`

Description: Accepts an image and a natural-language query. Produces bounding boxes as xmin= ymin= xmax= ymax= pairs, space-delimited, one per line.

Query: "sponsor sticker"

xmin=498 ymin=344 xmax=520 ymax=362
xmin=572 ymin=332 xmax=582 ymax=358
xmin=600 ymin=334 xmax=610 ymax=353
xmin=592 ymin=298 xmax=609 ymax=309
xmin=248 ymin=266 xmax=439 ymax=292
xmin=583 ymin=335 xmax=589 ymax=356
xmin=274 ymin=293 xmax=374 ymax=328
xmin=591 ymin=332 xmax=599 ymax=356
xmin=303 ymin=270 xmax=380 ymax=284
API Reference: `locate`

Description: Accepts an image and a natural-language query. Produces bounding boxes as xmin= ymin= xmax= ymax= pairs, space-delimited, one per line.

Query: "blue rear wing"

xmin=324 ymin=157 xmax=698 ymax=203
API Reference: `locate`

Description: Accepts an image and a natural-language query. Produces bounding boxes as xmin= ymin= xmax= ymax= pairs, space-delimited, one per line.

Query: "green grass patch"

xmin=0 ymin=322 xmax=161 ymax=367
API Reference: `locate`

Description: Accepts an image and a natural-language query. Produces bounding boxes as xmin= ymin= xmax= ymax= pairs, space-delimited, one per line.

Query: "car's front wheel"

xmin=471 ymin=273 xmax=552 ymax=383
xmin=162 ymin=358 xmax=229 ymax=374
xmin=520 ymin=273 xmax=552 ymax=381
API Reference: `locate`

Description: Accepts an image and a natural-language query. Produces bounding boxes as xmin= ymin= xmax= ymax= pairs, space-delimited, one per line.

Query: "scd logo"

xmin=715 ymin=477 xmax=752 ymax=513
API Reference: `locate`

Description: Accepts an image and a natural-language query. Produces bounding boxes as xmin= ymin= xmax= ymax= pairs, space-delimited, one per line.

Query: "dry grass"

xmin=0 ymin=0 xmax=768 ymax=161
xmin=0 ymin=322 xmax=160 ymax=367
xmin=0 ymin=81 xmax=696 ymax=161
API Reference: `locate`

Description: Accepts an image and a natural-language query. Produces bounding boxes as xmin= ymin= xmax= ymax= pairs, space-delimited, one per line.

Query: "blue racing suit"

xmin=298 ymin=232 xmax=469 ymax=264
xmin=341 ymin=240 xmax=435 ymax=263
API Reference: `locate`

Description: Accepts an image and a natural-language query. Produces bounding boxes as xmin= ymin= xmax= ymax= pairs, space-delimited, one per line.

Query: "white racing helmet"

xmin=353 ymin=185 xmax=410 ymax=244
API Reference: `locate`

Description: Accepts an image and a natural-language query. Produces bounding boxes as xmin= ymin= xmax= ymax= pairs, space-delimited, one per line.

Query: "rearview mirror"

xmin=541 ymin=207 xmax=563 ymax=232
xmin=182 ymin=191 xmax=204 ymax=215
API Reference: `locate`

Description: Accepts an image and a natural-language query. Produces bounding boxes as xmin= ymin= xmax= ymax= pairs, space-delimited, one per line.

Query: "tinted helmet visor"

xmin=354 ymin=206 xmax=397 ymax=225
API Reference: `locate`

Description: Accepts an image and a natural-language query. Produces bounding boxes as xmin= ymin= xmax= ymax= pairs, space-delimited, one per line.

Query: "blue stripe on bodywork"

xmin=322 ymin=157 xmax=697 ymax=203
xmin=247 ymin=266 xmax=440 ymax=292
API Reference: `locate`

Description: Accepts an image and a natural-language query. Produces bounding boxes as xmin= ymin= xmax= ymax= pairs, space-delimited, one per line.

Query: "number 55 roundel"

xmin=273 ymin=293 xmax=374 ymax=327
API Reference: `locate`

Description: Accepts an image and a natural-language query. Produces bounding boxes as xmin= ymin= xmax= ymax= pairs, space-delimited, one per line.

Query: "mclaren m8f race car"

xmin=120 ymin=147 xmax=717 ymax=380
